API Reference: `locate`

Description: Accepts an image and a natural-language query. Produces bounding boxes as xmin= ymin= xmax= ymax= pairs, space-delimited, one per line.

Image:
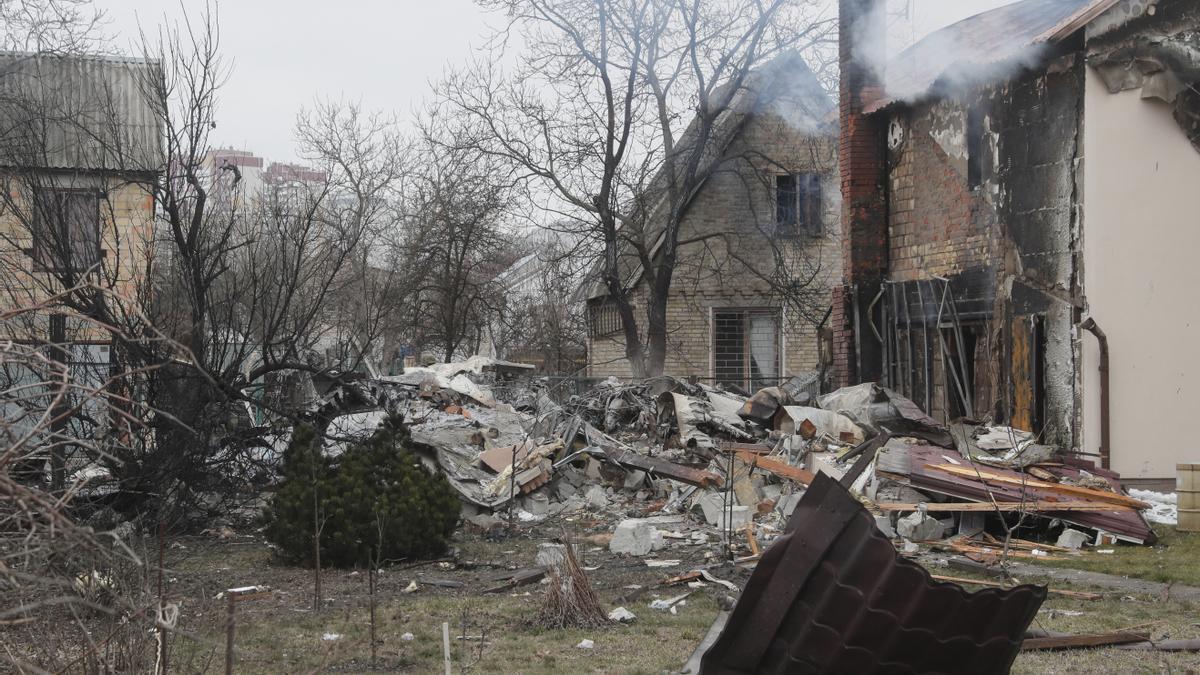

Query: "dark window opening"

xmin=941 ymin=322 xmax=990 ymax=422
xmin=31 ymin=188 xmax=101 ymax=273
xmin=966 ymin=106 xmax=984 ymax=190
xmin=775 ymin=173 xmax=822 ymax=236
xmin=713 ymin=308 xmax=780 ymax=391
xmin=587 ymin=300 xmax=623 ymax=338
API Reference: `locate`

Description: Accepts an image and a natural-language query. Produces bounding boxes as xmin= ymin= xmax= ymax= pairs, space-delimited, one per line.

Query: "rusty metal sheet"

xmin=906 ymin=445 xmax=1156 ymax=544
xmin=700 ymin=473 xmax=1045 ymax=674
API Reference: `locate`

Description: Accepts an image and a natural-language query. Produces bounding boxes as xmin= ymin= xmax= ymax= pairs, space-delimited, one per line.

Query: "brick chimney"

xmin=834 ymin=0 xmax=888 ymax=387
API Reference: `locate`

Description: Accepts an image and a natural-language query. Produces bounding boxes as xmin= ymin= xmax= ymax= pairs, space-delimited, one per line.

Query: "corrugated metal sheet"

xmin=906 ymin=445 xmax=1156 ymax=544
xmin=867 ymin=0 xmax=1121 ymax=112
xmin=0 ymin=53 xmax=162 ymax=172
xmin=701 ymin=473 xmax=1046 ymax=674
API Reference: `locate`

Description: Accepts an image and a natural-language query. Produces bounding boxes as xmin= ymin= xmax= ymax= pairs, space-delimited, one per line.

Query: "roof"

xmin=867 ymin=0 xmax=1122 ymax=112
xmin=0 ymin=52 xmax=163 ymax=172
xmin=579 ymin=51 xmax=834 ymax=302
xmin=701 ymin=473 xmax=1046 ymax=674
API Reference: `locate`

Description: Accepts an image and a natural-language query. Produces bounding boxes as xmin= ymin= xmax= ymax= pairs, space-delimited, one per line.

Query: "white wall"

xmin=1081 ymin=68 xmax=1200 ymax=479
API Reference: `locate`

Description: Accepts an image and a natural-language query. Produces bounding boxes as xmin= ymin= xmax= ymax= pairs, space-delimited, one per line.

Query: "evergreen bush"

xmin=264 ymin=417 xmax=460 ymax=567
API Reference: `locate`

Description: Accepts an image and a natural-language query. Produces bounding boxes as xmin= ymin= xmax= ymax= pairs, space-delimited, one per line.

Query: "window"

xmin=713 ymin=308 xmax=780 ymax=392
xmin=775 ymin=173 xmax=822 ymax=236
xmin=587 ymin=300 xmax=623 ymax=338
xmin=967 ymin=105 xmax=984 ymax=190
xmin=30 ymin=188 xmax=101 ymax=273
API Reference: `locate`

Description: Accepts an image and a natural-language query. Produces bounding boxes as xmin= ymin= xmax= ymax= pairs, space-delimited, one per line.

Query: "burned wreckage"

xmin=274 ymin=351 xmax=1160 ymax=670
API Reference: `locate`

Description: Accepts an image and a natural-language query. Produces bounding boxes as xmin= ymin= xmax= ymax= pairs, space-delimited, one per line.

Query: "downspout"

xmin=1079 ymin=317 xmax=1109 ymax=469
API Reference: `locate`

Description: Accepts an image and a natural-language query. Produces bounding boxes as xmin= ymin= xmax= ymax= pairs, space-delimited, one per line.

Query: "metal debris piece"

xmin=700 ymin=473 xmax=1046 ymax=675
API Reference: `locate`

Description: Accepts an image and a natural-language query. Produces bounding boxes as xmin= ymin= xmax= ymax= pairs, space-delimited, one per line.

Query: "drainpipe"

xmin=1080 ymin=318 xmax=1109 ymax=469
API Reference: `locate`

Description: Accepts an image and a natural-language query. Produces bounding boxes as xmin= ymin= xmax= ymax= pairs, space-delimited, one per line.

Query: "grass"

xmin=938 ymin=566 xmax=1200 ymax=673
xmin=173 ymin=585 xmax=719 ymax=674
xmin=13 ymin=527 xmax=1200 ymax=673
xmin=1028 ymin=526 xmax=1200 ymax=587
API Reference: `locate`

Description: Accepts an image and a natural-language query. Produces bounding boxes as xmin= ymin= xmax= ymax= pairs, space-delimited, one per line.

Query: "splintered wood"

xmin=925 ymin=463 xmax=1151 ymax=509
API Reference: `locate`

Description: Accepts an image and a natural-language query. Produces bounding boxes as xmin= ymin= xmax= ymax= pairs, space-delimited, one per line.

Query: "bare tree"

xmin=491 ymin=237 xmax=588 ymax=373
xmin=90 ymin=8 xmax=408 ymax=521
xmin=402 ymin=121 xmax=517 ymax=362
xmin=440 ymin=0 xmax=835 ymax=377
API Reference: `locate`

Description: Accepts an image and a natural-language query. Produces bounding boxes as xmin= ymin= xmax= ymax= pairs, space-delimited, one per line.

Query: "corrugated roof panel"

xmin=867 ymin=0 xmax=1119 ymax=111
xmin=0 ymin=53 xmax=162 ymax=172
xmin=701 ymin=473 xmax=1046 ymax=674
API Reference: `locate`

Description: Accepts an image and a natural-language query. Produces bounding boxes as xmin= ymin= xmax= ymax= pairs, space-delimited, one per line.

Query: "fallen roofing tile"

xmin=700 ymin=473 xmax=1046 ymax=675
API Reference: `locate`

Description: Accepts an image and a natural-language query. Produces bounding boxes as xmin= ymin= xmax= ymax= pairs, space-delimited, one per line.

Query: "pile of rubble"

xmin=318 ymin=357 xmax=1156 ymax=559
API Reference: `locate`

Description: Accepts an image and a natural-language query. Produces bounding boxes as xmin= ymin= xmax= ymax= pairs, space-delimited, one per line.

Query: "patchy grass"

xmin=1012 ymin=593 xmax=1200 ymax=673
xmin=1029 ymin=526 xmax=1200 ymax=587
xmin=935 ymin=565 xmax=1200 ymax=673
xmin=171 ymin=578 xmax=718 ymax=674
xmin=12 ymin=527 xmax=1200 ymax=673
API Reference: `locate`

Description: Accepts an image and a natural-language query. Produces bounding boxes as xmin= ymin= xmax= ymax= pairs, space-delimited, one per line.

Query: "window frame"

xmin=712 ymin=307 xmax=782 ymax=392
xmin=774 ymin=172 xmax=823 ymax=238
xmin=29 ymin=187 xmax=103 ymax=274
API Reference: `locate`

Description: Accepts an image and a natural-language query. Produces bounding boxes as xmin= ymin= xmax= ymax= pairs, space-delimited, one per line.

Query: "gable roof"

xmin=866 ymin=0 xmax=1122 ymax=112
xmin=0 ymin=53 xmax=163 ymax=172
xmin=579 ymin=51 xmax=834 ymax=302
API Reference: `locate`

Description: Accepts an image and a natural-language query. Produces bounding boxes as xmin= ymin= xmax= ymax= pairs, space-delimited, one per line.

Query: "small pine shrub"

xmin=264 ymin=416 xmax=461 ymax=568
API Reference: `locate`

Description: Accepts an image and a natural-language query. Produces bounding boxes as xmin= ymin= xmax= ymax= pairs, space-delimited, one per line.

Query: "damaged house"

xmin=834 ymin=0 xmax=1200 ymax=487
xmin=582 ymin=52 xmax=842 ymax=392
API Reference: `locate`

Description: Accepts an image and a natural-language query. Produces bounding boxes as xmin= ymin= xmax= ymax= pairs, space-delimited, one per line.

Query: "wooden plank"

xmin=926 ymin=464 xmax=1151 ymax=509
xmin=1021 ymin=632 xmax=1148 ymax=651
xmin=875 ymin=501 xmax=1132 ymax=512
xmin=482 ymin=568 xmax=546 ymax=594
xmin=736 ymin=452 xmax=816 ymax=485
xmin=930 ymin=574 xmax=1101 ymax=600
xmin=612 ymin=450 xmax=724 ymax=488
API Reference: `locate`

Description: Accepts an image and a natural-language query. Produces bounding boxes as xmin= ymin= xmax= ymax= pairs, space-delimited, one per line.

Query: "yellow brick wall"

xmin=587 ymin=110 xmax=841 ymax=381
xmin=0 ymin=176 xmax=155 ymax=342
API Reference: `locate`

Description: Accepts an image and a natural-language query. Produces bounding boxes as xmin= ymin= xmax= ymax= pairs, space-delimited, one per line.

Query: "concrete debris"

xmin=1055 ymin=528 xmax=1090 ymax=550
xmin=873 ymin=515 xmax=897 ymax=539
xmin=609 ymin=519 xmax=664 ymax=556
xmin=584 ymin=484 xmax=609 ymax=509
xmin=536 ymin=543 xmax=568 ymax=568
xmin=607 ymin=606 xmax=637 ymax=622
xmin=260 ymin=359 xmax=1161 ymax=597
xmin=897 ymin=510 xmax=945 ymax=542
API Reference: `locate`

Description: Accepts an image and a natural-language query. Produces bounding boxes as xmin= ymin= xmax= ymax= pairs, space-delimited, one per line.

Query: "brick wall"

xmin=0 ymin=178 xmax=156 ymax=342
xmin=836 ymin=0 xmax=888 ymax=386
xmin=587 ymin=105 xmax=841 ymax=381
xmin=886 ymin=101 xmax=998 ymax=281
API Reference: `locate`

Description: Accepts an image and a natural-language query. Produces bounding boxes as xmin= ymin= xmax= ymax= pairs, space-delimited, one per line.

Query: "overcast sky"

xmin=95 ymin=0 xmax=1017 ymax=164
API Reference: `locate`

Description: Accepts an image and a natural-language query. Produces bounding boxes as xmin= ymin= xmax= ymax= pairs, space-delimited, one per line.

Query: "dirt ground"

xmin=5 ymin=519 xmax=1200 ymax=673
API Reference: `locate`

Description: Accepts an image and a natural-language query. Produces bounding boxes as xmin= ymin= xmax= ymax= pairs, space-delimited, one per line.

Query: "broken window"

xmin=30 ymin=188 xmax=101 ymax=273
xmin=966 ymin=105 xmax=984 ymax=190
xmin=775 ymin=173 xmax=822 ymax=236
xmin=713 ymin=308 xmax=780 ymax=391
xmin=587 ymin=300 xmax=623 ymax=338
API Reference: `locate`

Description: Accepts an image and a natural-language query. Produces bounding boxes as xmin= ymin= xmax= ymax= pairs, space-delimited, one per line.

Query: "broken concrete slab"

xmin=696 ymin=493 xmax=754 ymax=529
xmin=1056 ymin=528 xmax=1090 ymax=550
xmin=465 ymin=513 xmax=504 ymax=531
xmin=776 ymin=493 xmax=803 ymax=518
xmin=897 ymin=510 xmax=945 ymax=542
xmin=610 ymin=519 xmax=665 ymax=556
xmin=607 ymin=606 xmax=637 ymax=623
xmin=623 ymin=469 xmax=647 ymax=490
xmin=584 ymin=484 xmax=609 ymax=509
xmin=874 ymin=515 xmax=897 ymax=539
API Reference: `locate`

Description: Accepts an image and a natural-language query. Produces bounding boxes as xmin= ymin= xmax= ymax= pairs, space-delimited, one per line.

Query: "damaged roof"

xmin=578 ymin=50 xmax=833 ymax=302
xmin=701 ymin=473 xmax=1046 ymax=674
xmin=867 ymin=0 xmax=1122 ymax=112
